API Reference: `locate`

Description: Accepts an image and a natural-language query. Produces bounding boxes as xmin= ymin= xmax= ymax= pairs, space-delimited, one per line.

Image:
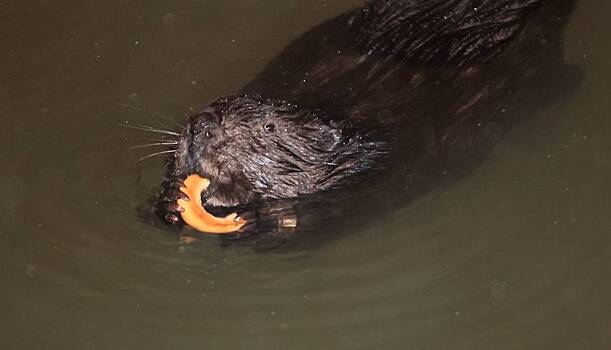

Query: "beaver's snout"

xmin=186 ymin=111 xmax=226 ymax=156
xmin=188 ymin=111 xmax=221 ymax=139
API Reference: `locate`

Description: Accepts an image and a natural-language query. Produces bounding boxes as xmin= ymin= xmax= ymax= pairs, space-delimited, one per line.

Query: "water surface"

xmin=1 ymin=1 xmax=610 ymax=349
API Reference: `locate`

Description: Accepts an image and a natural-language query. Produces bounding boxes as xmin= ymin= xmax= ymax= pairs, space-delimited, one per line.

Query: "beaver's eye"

xmin=264 ymin=123 xmax=276 ymax=133
xmin=204 ymin=129 xmax=212 ymax=138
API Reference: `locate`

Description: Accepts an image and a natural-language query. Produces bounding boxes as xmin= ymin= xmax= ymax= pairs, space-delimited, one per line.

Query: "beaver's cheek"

xmin=196 ymin=151 xmax=223 ymax=180
xmin=211 ymin=170 xmax=257 ymax=206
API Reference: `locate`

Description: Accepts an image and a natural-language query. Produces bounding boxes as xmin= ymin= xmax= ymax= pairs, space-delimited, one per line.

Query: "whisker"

xmin=148 ymin=137 xmax=176 ymax=142
xmin=153 ymin=112 xmax=186 ymax=130
xmin=115 ymin=102 xmax=143 ymax=111
xmin=136 ymin=150 xmax=177 ymax=163
xmin=118 ymin=122 xmax=180 ymax=137
xmin=130 ymin=142 xmax=178 ymax=150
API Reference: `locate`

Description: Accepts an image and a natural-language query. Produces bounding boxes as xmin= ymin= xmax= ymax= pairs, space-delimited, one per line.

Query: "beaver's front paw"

xmin=157 ymin=179 xmax=189 ymax=225
xmin=221 ymin=201 xmax=298 ymax=243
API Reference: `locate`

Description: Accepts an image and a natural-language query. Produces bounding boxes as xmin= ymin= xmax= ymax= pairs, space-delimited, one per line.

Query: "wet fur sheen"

xmin=173 ymin=95 xmax=387 ymax=207
xmin=155 ymin=0 xmax=579 ymax=232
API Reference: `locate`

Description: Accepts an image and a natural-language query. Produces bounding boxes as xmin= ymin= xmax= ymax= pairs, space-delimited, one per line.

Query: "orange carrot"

xmin=177 ymin=175 xmax=246 ymax=234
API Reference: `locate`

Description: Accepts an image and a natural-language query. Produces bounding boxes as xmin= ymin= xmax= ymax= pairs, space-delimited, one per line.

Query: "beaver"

xmin=151 ymin=0 xmax=580 ymax=243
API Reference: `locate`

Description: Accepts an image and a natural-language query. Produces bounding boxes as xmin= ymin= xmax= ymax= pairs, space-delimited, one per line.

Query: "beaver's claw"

xmin=158 ymin=179 xmax=189 ymax=225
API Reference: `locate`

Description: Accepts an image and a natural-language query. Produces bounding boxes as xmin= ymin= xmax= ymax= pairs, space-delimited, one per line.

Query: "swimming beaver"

xmin=153 ymin=0 xmax=579 ymax=241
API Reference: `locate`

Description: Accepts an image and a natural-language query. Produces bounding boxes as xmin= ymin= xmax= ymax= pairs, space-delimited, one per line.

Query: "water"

xmin=1 ymin=1 xmax=610 ymax=349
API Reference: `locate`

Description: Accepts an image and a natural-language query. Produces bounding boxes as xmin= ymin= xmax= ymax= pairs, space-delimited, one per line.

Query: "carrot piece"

xmin=177 ymin=175 xmax=247 ymax=234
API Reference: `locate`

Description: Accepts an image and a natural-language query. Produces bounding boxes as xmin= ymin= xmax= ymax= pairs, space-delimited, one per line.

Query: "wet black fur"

xmin=171 ymin=95 xmax=387 ymax=207
xmin=153 ymin=0 xmax=580 ymax=244
xmin=351 ymin=0 xmax=544 ymax=66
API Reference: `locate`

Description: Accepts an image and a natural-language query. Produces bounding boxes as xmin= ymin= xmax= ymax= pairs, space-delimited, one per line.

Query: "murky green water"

xmin=1 ymin=1 xmax=610 ymax=349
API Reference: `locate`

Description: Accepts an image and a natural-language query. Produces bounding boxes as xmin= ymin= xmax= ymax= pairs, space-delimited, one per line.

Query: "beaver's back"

xmin=243 ymin=0 xmax=579 ymax=167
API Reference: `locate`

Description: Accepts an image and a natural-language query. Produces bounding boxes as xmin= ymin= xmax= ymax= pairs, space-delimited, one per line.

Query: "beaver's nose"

xmin=189 ymin=112 xmax=220 ymax=138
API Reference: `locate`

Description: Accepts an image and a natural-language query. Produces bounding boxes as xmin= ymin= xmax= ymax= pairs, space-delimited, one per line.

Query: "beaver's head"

xmin=172 ymin=95 xmax=385 ymax=207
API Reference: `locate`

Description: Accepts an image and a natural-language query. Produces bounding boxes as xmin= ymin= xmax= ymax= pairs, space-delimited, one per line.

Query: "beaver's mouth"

xmin=175 ymin=132 xmax=218 ymax=187
xmin=176 ymin=175 xmax=247 ymax=234
xmin=199 ymin=178 xmax=230 ymax=211
xmin=203 ymin=201 xmax=241 ymax=217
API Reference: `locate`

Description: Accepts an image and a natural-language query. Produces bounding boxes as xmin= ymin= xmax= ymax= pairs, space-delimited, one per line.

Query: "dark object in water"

xmin=150 ymin=0 xmax=580 ymax=245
